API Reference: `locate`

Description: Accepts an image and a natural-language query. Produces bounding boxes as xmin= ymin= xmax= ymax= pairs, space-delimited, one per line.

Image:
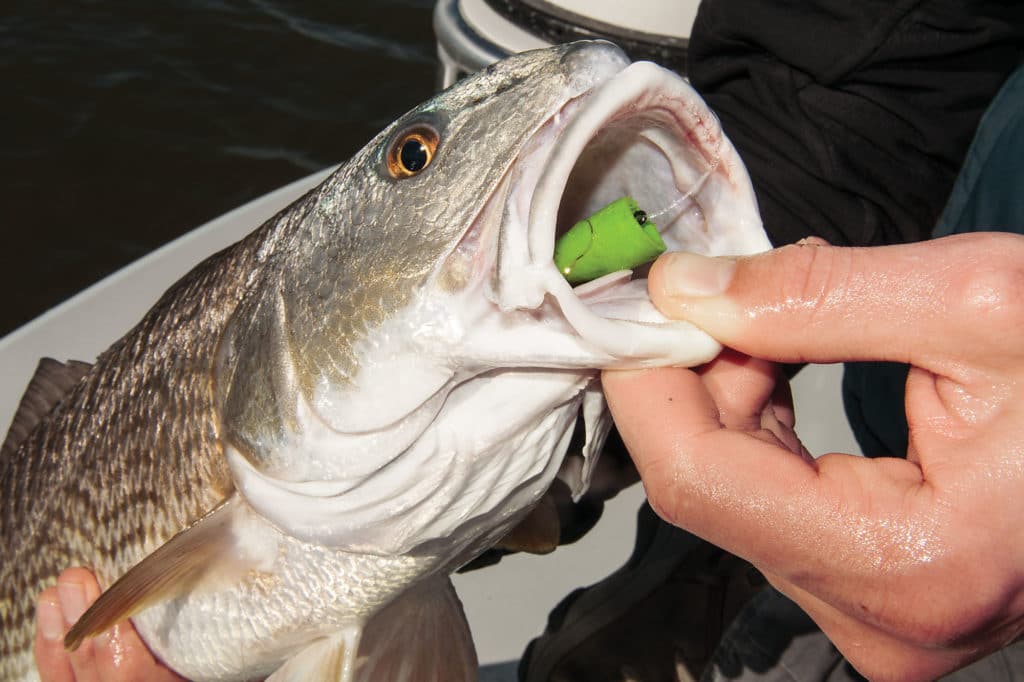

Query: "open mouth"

xmin=488 ymin=58 xmax=769 ymax=368
xmin=533 ymin=63 xmax=727 ymax=270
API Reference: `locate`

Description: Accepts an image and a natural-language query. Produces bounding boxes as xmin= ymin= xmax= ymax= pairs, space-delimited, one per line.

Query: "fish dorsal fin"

xmin=268 ymin=577 xmax=476 ymax=682
xmin=495 ymin=490 xmax=561 ymax=554
xmin=64 ymin=498 xmax=239 ymax=651
xmin=1 ymin=357 xmax=92 ymax=458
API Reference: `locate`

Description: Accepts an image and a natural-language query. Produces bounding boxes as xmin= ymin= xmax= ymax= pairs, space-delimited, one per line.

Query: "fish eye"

xmin=386 ymin=125 xmax=439 ymax=179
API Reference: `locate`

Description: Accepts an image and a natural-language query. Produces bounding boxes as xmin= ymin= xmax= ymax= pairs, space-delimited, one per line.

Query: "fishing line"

xmin=647 ymin=155 xmax=721 ymax=224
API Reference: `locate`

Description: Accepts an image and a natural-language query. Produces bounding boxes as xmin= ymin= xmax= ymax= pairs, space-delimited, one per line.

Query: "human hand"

xmin=35 ymin=567 xmax=186 ymax=682
xmin=603 ymin=233 xmax=1024 ymax=681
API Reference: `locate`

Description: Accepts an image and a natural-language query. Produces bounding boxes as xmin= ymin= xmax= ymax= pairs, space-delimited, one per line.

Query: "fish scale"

xmin=0 ymin=241 xmax=251 ymax=679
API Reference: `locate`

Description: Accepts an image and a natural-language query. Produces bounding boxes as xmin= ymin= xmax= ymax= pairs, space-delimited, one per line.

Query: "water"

xmin=1 ymin=0 xmax=438 ymax=335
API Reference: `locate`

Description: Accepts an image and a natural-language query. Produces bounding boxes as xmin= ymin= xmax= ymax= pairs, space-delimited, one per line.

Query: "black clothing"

xmin=688 ymin=0 xmax=1024 ymax=247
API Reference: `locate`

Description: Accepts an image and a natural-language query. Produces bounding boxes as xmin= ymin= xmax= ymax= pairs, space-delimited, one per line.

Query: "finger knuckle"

xmin=946 ymin=253 xmax=1024 ymax=335
xmin=773 ymin=243 xmax=850 ymax=328
xmin=642 ymin=477 xmax=685 ymax=527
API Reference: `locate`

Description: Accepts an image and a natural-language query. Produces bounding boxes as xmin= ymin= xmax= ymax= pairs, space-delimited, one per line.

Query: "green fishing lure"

xmin=553 ymin=196 xmax=667 ymax=285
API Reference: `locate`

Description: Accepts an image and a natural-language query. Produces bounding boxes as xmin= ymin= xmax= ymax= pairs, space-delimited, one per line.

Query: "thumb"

xmin=651 ymin=232 xmax=1024 ymax=367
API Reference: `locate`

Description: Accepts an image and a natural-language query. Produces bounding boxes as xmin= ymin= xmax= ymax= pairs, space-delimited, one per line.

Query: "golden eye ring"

xmin=386 ymin=126 xmax=439 ymax=178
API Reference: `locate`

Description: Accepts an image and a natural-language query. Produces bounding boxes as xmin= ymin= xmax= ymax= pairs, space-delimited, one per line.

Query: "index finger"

xmin=35 ymin=587 xmax=75 ymax=682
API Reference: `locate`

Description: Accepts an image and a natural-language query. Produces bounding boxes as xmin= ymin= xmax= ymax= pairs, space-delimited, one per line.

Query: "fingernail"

xmin=58 ymin=581 xmax=87 ymax=626
xmin=660 ymin=252 xmax=736 ymax=297
xmin=37 ymin=596 xmax=65 ymax=641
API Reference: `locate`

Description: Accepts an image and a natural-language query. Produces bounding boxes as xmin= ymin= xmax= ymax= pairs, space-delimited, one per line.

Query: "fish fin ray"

xmin=268 ymin=628 xmax=360 ymax=682
xmin=353 ymin=576 xmax=477 ymax=682
xmin=64 ymin=497 xmax=240 ymax=651
xmin=495 ymin=491 xmax=560 ymax=554
xmin=1 ymin=357 xmax=92 ymax=458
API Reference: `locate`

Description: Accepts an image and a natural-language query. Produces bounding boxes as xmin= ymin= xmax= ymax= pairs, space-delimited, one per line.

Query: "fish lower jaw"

xmin=494 ymin=269 xmax=728 ymax=369
xmin=226 ymin=361 xmax=591 ymax=554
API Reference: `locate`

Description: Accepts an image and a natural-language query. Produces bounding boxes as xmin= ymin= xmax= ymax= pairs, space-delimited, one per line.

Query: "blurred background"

xmin=2 ymin=0 xmax=438 ymax=335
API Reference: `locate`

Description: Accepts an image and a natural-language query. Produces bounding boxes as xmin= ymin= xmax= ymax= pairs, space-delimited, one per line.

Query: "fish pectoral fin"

xmin=64 ymin=497 xmax=240 ymax=651
xmin=357 ymin=576 xmax=477 ymax=682
xmin=495 ymin=489 xmax=561 ymax=554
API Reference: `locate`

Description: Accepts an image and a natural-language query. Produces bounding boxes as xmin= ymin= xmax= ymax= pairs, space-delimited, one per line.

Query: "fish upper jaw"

xmin=456 ymin=59 xmax=771 ymax=370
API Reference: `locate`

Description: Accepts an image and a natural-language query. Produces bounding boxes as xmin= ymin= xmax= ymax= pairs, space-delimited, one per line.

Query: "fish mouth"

xmin=481 ymin=56 xmax=769 ymax=369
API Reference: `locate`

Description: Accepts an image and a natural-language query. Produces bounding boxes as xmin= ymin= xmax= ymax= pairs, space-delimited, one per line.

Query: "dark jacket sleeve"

xmin=687 ymin=0 xmax=1024 ymax=246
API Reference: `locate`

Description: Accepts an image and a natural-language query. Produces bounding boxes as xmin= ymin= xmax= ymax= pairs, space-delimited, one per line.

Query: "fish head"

xmin=213 ymin=42 xmax=768 ymax=560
